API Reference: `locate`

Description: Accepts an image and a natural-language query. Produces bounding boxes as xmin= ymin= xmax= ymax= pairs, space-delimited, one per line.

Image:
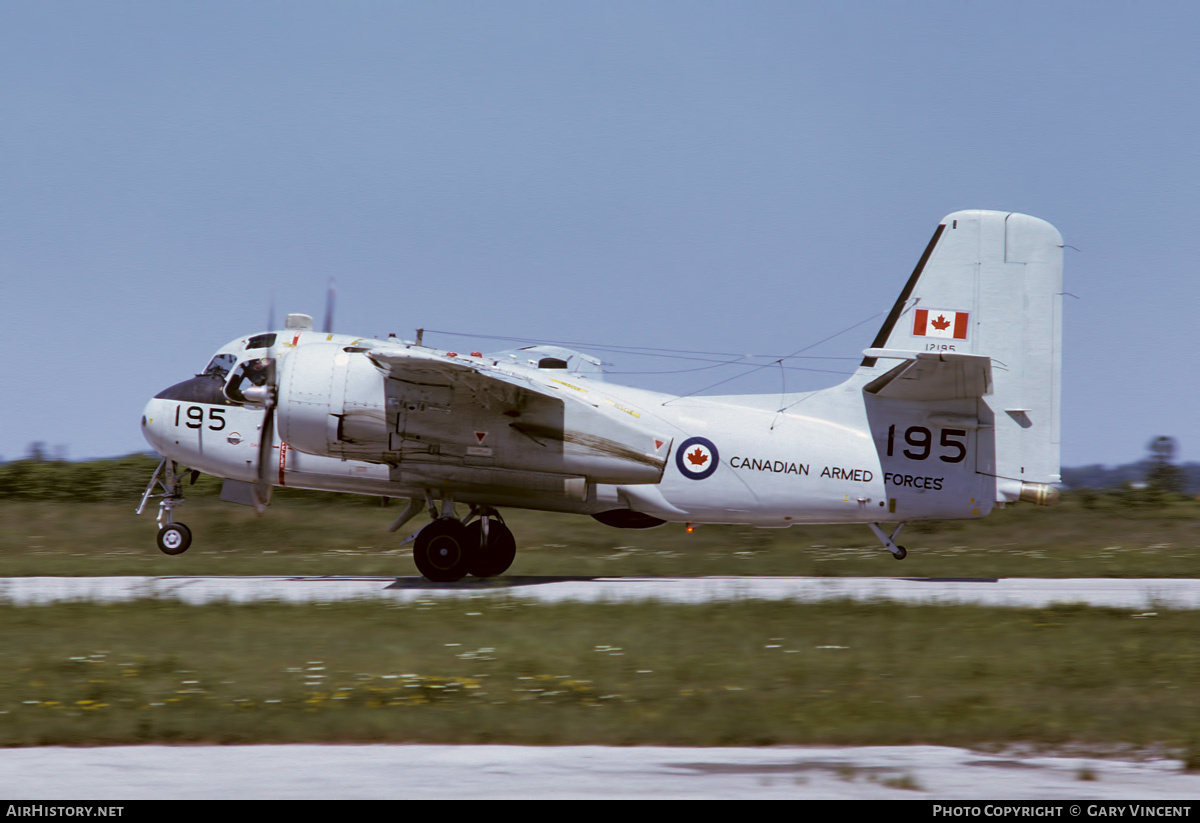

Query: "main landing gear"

xmin=395 ymin=496 xmax=517 ymax=583
xmin=137 ymin=459 xmax=197 ymax=556
xmin=412 ymin=511 xmax=517 ymax=583
xmin=869 ymin=522 xmax=908 ymax=560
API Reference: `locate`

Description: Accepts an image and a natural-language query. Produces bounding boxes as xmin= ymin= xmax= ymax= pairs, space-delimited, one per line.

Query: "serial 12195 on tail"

xmin=139 ymin=210 xmax=1064 ymax=580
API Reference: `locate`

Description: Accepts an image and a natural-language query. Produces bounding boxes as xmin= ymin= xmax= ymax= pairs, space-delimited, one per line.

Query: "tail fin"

xmin=859 ymin=210 xmax=1063 ymax=500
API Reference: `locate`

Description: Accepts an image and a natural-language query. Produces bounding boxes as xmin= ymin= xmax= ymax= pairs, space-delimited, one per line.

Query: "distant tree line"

xmin=1062 ymin=436 xmax=1197 ymax=496
xmin=1061 ymin=463 xmax=1200 ymax=495
xmin=0 ymin=453 xmax=171 ymax=502
xmin=0 ymin=450 xmax=384 ymax=505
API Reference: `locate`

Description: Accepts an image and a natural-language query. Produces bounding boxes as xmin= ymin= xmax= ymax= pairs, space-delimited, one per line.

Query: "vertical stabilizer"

xmin=859 ymin=210 xmax=1063 ymax=501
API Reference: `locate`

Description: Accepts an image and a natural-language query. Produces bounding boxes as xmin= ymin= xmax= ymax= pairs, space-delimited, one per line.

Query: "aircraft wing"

xmin=860 ymin=349 xmax=993 ymax=401
xmin=359 ymin=344 xmax=669 ymax=487
xmin=362 ymin=345 xmax=534 ymax=405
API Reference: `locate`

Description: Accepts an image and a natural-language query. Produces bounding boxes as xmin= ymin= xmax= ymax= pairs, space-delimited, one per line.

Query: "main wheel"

xmin=893 ymin=545 xmax=907 ymax=560
xmin=413 ymin=519 xmax=472 ymax=582
xmin=157 ymin=523 xmax=192 ymax=556
xmin=465 ymin=519 xmax=517 ymax=578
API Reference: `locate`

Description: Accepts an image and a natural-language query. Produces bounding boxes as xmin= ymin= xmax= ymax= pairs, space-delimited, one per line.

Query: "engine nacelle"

xmin=277 ymin=343 xmax=390 ymax=461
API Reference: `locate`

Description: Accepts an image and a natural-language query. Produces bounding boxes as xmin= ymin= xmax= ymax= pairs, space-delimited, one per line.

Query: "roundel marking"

xmin=676 ymin=436 xmax=719 ymax=480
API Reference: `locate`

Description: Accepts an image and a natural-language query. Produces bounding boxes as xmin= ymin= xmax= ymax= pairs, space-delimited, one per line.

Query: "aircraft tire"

xmin=413 ymin=519 xmax=472 ymax=582
xmin=465 ymin=520 xmax=517 ymax=578
xmin=157 ymin=523 xmax=192 ymax=556
xmin=893 ymin=546 xmax=907 ymax=560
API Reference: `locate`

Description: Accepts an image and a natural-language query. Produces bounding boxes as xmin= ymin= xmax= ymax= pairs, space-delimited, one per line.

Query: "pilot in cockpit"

xmin=224 ymin=358 xmax=270 ymax=404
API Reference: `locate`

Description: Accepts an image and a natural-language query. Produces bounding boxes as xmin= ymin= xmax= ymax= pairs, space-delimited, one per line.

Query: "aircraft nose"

xmin=141 ymin=396 xmax=169 ymax=453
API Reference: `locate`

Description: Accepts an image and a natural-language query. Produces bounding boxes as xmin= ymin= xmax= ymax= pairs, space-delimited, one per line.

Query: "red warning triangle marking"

xmin=475 ymin=432 xmax=487 ymax=443
xmin=655 ymin=439 xmax=664 ymax=450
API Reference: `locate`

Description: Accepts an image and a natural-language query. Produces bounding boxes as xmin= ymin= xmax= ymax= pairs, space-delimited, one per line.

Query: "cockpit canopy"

xmin=200 ymin=353 xmax=237 ymax=380
xmin=158 ymin=331 xmax=280 ymax=406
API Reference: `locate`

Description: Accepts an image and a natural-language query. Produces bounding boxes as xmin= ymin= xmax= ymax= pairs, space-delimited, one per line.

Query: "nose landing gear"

xmin=137 ymin=459 xmax=196 ymax=556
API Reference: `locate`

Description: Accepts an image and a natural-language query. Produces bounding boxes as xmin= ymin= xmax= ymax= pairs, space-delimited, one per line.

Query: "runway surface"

xmin=3 ymin=743 xmax=1199 ymax=799
xmin=5 ymin=575 xmax=1198 ymax=799
xmin=3 ymin=574 xmax=1200 ymax=609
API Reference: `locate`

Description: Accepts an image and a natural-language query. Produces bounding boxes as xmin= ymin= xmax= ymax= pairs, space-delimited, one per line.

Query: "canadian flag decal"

xmin=912 ymin=308 xmax=969 ymax=340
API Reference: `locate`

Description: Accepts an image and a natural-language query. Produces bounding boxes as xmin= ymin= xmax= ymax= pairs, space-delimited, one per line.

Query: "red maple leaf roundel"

xmin=676 ymin=436 xmax=719 ymax=480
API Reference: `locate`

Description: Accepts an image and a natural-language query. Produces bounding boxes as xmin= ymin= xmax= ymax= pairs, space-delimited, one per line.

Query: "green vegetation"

xmin=2 ymin=489 xmax=1197 ymax=578
xmin=0 ymin=599 xmax=1196 ymax=750
xmin=0 ymin=452 xmax=1196 ymax=580
xmin=0 ymin=453 xmax=377 ymax=505
xmin=0 ymin=456 xmax=1197 ymax=753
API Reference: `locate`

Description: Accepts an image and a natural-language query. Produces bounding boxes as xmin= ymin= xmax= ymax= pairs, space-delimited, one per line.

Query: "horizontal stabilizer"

xmin=861 ymin=350 xmax=992 ymax=401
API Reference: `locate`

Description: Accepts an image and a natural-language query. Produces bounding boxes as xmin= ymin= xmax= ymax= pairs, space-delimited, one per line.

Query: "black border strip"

xmin=860 ymin=222 xmax=946 ymax=367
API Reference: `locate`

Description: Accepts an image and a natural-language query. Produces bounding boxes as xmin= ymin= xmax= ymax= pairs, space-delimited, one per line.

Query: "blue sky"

xmin=2 ymin=2 xmax=1197 ymax=468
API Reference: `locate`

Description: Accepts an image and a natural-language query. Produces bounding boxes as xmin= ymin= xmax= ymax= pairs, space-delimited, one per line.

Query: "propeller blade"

xmin=323 ymin=277 xmax=336 ymax=334
xmin=253 ymin=359 xmax=278 ymax=514
xmin=254 ymin=404 xmax=275 ymax=514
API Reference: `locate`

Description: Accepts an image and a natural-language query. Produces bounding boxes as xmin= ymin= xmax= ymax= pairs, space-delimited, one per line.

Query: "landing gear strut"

xmin=137 ymin=459 xmax=196 ymax=556
xmin=868 ymin=522 xmax=907 ymax=560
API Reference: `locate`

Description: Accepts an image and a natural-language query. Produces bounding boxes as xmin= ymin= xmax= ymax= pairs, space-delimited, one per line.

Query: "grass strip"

xmin=0 ymin=598 xmax=1197 ymax=755
xmin=2 ymin=497 xmax=1199 ymax=579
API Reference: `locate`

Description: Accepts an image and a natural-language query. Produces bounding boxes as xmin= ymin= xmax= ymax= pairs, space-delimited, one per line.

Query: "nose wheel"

xmin=157 ymin=523 xmax=192 ymax=555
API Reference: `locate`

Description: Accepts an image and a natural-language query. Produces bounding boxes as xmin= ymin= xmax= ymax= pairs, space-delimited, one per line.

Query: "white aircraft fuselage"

xmin=142 ymin=342 xmax=989 ymax=525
